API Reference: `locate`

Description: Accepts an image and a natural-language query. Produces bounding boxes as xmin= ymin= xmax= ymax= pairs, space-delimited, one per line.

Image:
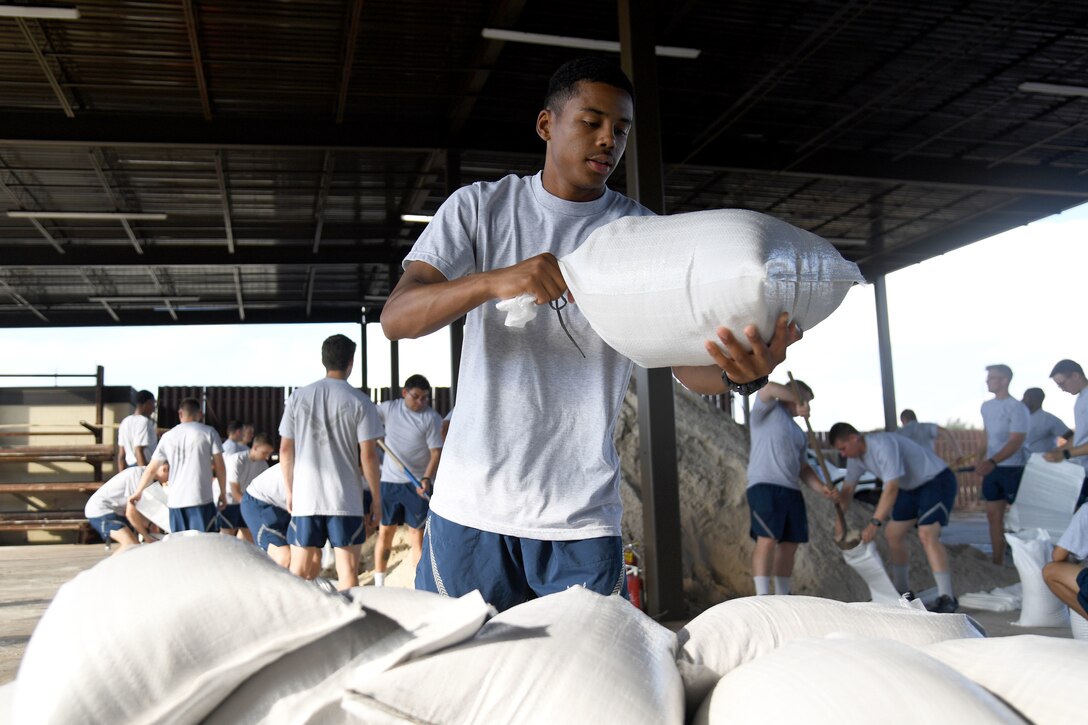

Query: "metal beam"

xmin=312 ymin=151 xmax=334 ymax=253
xmin=873 ymin=275 xmax=897 ymax=432
xmin=181 ymin=0 xmax=212 ymax=120
xmin=97 ymin=298 xmax=120 ymax=322
xmin=0 ymin=279 xmax=48 ymax=322
xmin=0 ymin=306 xmax=362 ymax=328
xmin=0 ymin=173 xmax=66 ymax=254
xmin=620 ymin=0 xmax=685 ymax=621
xmin=335 ymin=0 xmax=365 ymax=124
xmin=87 ymin=149 xmax=145 ymax=254
xmin=305 ymin=266 xmax=316 ymax=318
xmin=15 ymin=18 xmax=74 ymax=118
xmin=232 ymin=267 xmax=244 ymax=321
xmin=2 ymin=243 xmax=404 ymax=267
xmin=214 ymin=151 xmax=235 ymax=253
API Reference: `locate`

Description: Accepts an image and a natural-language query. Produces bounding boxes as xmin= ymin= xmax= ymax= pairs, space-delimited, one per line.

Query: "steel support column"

xmin=390 ymin=339 xmax=400 ymax=395
xmin=359 ymin=318 xmax=368 ymax=392
xmin=874 ymin=275 xmax=897 ymax=431
xmin=619 ymin=0 xmax=685 ymax=620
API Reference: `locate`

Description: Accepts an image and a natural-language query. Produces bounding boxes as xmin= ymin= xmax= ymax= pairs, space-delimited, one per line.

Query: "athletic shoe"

xmin=931 ymin=594 xmax=958 ymax=613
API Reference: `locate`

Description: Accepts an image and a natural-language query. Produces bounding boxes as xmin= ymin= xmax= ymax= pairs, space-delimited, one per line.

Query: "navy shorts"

xmin=1077 ymin=567 xmax=1088 ymax=615
xmin=241 ymin=492 xmax=290 ymax=551
xmin=288 ymin=515 xmax=365 ymax=548
xmin=89 ymin=512 xmax=131 ymax=541
xmin=892 ymin=468 xmax=958 ymax=526
xmin=982 ymin=466 xmax=1024 ymax=503
xmin=216 ymin=503 xmax=245 ymax=530
xmin=415 ymin=511 xmax=627 ymax=613
xmin=381 ymin=481 xmax=429 ymax=529
xmin=747 ymin=483 xmax=809 ymax=543
xmin=168 ymin=503 xmax=219 ymax=534
xmin=1077 ymin=476 xmax=1088 ymax=511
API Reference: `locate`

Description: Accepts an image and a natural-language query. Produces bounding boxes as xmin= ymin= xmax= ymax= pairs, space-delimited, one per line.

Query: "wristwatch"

xmin=1062 ymin=449 xmax=1072 ymax=460
xmin=721 ymin=371 xmax=769 ymax=396
xmin=869 ymin=518 xmax=883 ymax=528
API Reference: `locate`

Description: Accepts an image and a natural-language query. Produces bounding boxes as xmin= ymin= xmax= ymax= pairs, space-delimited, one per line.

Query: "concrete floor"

xmin=0 ymin=513 xmax=1076 ymax=685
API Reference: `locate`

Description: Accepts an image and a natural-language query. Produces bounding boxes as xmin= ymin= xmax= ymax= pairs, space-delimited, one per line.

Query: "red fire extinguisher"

xmin=624 ymin=543 xmax=644 ymax=611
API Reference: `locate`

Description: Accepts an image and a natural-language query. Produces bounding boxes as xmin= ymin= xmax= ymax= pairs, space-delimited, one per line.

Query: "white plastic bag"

xmin=1006 ymin=453 xmax=1083 ymax=539
xmin=1070 ymin=608 xmax=1088 ymax=640
xmin=557 ymin=209 xmax=865 ymax=367
xmin=841 ymin=541 xmax=902 ymax=603
xmin=1005 ymin=528 xmax=1068 ymax=627
xmin=134 ymin=480 xmax=171 ymax=533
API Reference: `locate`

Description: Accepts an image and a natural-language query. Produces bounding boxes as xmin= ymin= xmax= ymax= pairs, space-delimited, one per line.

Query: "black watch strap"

xmin=721 ymin=371 xmax=769 ymax=396
xmin=1063 ymin=448 xmax=1072 ymax=460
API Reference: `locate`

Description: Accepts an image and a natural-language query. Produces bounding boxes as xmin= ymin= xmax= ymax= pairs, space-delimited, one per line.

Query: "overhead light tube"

xmin=0 ymin=5 xmax=81 ymax=20
xmin=1018 ymin=81 xmax=1088 ymax=98
xmin=482 ymin=28 xmax=700 ymax=59
xmin=7 ymin=211 xmax=168 ymax=221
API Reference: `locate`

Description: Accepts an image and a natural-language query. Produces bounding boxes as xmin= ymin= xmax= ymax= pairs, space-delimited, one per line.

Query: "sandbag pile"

xmin=559 ymin=209 xmax=865 ymax=368
xmin=10 ymin=538 xmax=1086 ymax=724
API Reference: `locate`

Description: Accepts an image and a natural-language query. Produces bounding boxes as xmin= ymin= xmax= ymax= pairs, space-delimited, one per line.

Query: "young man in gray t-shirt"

xmin=380 ymin=58 xmax=799 ymax=612
xmin=1044 ymin=359 xmax=1088 ymax=509
xmin=975 ymin=364 xmax=1028 ymax=565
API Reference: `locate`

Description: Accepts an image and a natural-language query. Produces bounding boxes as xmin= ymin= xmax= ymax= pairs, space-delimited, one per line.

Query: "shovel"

xmin=376 ymin=439 xmax=430 ymax=501
xmin=787 ymin=372 xmax=860 ymax=550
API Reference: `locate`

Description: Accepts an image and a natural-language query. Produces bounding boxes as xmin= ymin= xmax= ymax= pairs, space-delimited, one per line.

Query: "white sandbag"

xmin=207 ymin=587 xmax=493 ymax=725
xmin=343 ymin=586 xmax=684 ymax=724
xmin=1071 ymin=609 xmax=1088 ymax=640
xmin=1005 ymin=529 xmax=1068 ymax=627
xmin=676 ymin=595 xmax=982 ymax=710
xmin=925 ymin=635 xmax=1088 ymax=725
xmin=0 ymin=680 xmax=13 ymax=724
xmin=13 ymin=535 xmax=363 ymax=725
xmin=958 ymin=583 xmax=1022 ymax=612
xmin=557 ymin=209 xmax=865 ymax=367
xmin=134 ymin=480 xmax=171 ymax=532
xmin=841 ymin=541 xmax=901 ymax=603
xmin=1005 ymin=453 xmax=1082 ymax=539
xmin=694 ymin=636 xmax=1021 ymax=725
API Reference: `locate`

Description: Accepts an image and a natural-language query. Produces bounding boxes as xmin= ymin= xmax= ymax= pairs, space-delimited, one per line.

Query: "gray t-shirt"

xmin=1073 ymin=390 xmax=1088 ymax=473
xmin=224 ymin=450 xmax=269 ymax=503
xmin=85 ymin=466 xmax=143 ymax=518
xmin=404 ymin=172 xmax=652 ymax=539
xmin=247 ymin=463 xmax=287 ymax=511
xmin=117 ymin=413 xmax=157 ymax=466
xmin=151 ymin=421 xmax=223 ymax=508
xmin=1057 ymin=502 xmax=1088 ymax=560
xmin=897 ymin=421 xmax=938 ymax=451
xmin=279 ymin=377 xmax=384 ymax=517
xmin=222 ymin=439 xmax=247 ymax=456
xmin=377 ymin=399 xmax=443 ymax=484
xmin=845 ymin=432 xmax=947 ymax=492
xmin=1025 ymin=409 xmax=1071 ymax=454
xmin=981 ymin=397 xmax=1030 ymax=466
xmin=746 ymin=395 xmax=807 ymax=491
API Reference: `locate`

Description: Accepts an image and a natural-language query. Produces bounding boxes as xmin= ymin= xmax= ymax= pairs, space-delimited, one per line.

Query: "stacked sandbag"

xmin=558 ymin=209 xmax=865 ymax=367
xmin=693 ymin=636 xmax=1022 ymax=725
xmin=343 ymin=586 xmax=684 ymax=724
xmin=1005 ymin=528 xmax=1069 ymax=627
xmin=12 ymin=535 xmax=366 ymax=724
xmin=676 ymin=595 xmax=983 ymax=710
xmin=206 ymin=587 xmax=493 ymax=725
xmin=840 ymin=541 xmax=902 ymax=603
xmin=925 ymin=635 xmax=1088 ymax=724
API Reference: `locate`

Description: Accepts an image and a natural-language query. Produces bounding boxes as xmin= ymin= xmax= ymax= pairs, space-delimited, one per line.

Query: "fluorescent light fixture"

xmin=1018 ymin=81 xmax=1088 ymax=98
xmin=7 ymin=211 xmax=167 ymax=221
xmin=826 ymin=237 xmax=868 ymax=247
xmin=482 ymin=28 xmax=700 ymax=59
xmin=401 ymin=214 xmax=433 ymax=224
xmin=0 ymin=4 xmax=81 ymax=20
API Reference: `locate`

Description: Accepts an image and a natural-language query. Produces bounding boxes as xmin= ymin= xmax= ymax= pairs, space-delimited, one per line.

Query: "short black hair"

xmin=252 ymin=433 xmax=273 ymax=448
xmin=226 ymin=420 xmax=243 ymax=433
xmin=828 ymin=422 xmax=859 ymax=445
xmin=136 ymin=390 xmax=154 ymax=405
xmin=322 ymin=334 xmax=356 ymax=371
xmin=404 ymin=373 xmax=430 ymax=392
xmin=1023 ymin=387 xmax=1045 ymax=403
xmin=900 ymin=409 xmax=917 ymax=422
xmin=1050 ymin=359 xmax=1084 ymax=378
xmin=545 ymin=57 xmax=635 ymax=112
xmin=179 ymin=397 xmax=201 ymax=417
xmin=791 ymin=379 xmax=814 ymax=401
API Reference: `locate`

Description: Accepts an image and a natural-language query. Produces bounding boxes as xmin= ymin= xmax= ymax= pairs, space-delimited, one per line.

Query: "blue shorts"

xmin=381 ymin=481 xmax=429 ymax=529
xmin=415 ymin=511 xmax=627 ymax=613
xmin=89 ymin=512 xmax=131 ymax=541
xmin=216 ymin=503 xmax=245 ymax=530
xmin=288 ymin=515 xmax=365 ymax=548
xmin=982 ymin=466 xmax=1023 ymax=503
xmin=1078 ymin=476 xmax=1088 ymax=511
xmin=168 ymin=503 xmax=219 ymax=533
xmin=892 ymin=468 xmax=958 ymax=526
xmin=747 ymin=484 xmax=808 ymax=543
xmin=240 ymin=493 xmax=290 ymax=551
xmin=1077 ymin=567 xmax=1088 ymax=615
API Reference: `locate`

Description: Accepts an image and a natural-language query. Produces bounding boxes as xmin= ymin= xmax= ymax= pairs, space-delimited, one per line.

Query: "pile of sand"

xmin=616 ymin=383 xmax=1018 ymax=615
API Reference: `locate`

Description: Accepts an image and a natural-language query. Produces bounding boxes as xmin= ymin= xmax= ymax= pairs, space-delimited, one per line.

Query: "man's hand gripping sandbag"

xmin=497 ymin=209 xmax=865 ymax=367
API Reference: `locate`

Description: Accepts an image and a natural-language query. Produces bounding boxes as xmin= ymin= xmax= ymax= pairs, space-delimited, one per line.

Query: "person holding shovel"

xmin=829 ymin=422 xmax=960 ymax=612
xmin=746 ymin=379 xmax=836 ymax=596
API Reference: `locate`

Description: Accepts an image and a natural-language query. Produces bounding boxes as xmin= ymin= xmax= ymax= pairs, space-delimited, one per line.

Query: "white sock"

xmin=934 ymin=571 xmax=954 ymax=598
xmin=374 ymin=571 xmax=385 ymax=587
xmin=754 ymin=576 xmax=771 ymax=595
xmin=773 ymin=576 xmax=791 ymax=595
xmin=892 ymin=564 xmax=910 ymax=593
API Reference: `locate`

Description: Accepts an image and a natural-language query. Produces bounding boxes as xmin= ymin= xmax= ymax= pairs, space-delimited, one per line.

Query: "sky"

xmin=1 ymin=201 xmax=1084 ymax=433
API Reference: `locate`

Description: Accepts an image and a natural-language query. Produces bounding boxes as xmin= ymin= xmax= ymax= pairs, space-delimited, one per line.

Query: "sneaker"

xmin=931 ymin=594 xmax=958 ymax=613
